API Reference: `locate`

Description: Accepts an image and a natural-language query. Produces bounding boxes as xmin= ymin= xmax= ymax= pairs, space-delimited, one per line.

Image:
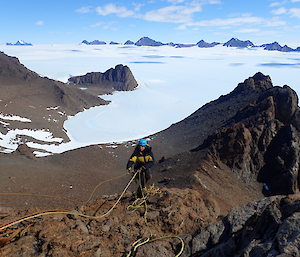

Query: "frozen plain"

xmin=0 ymin=44 xmax=299 ymax=155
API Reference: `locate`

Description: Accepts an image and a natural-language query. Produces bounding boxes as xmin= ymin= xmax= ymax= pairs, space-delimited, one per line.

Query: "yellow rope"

xmin=125 ymin=171 xmax=184 ymax=257
xmin=1 ymin=170 xmax=185 ymax=256
xmin=0 ymin=173 xmax=127 ymax=205
xmin=0 ymin=172 xmax=137 ymax=231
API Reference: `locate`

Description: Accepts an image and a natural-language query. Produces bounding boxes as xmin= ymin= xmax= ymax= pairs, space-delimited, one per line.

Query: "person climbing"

xmin=127 ymin=139 xmax=154 ymax=198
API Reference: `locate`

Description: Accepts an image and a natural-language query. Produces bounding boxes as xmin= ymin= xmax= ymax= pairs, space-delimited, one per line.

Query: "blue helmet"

xmin=138 ymin=139 xmax=147 ymax=146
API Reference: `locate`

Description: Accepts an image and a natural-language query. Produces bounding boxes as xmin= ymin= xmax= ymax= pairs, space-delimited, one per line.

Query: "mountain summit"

xmin=6 ymin=40 xmax=32 ymax=46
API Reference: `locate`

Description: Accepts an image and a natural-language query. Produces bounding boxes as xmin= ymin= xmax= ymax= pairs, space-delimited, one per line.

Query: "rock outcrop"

xmin=152 ymin=72 xmax=300 ymax=196
xmin=135 ymin=37 xmax=164 ymax=46
xmin=68 ymin=64 xmax=138 ymax=93
xmin=0 ymin=188 xmax=220 ymax=256
xmin=197 ymin=40 xmax=220 ymax=48
xmin=182 ymin=194 xmax=300 ymax=257
xmin=195 ymin=74 xmax=300 ymax=195
xmin=223 ymin=38 xmax=255 ymax=48
xmin=81 ymin=40 xmax=106 ymax=45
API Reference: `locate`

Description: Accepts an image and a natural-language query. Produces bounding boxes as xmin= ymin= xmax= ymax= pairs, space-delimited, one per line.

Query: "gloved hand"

xmin=127 ymin=167 xmax=131 ymax=174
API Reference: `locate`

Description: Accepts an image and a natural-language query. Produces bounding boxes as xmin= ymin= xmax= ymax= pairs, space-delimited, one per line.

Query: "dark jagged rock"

xmin=223 ymin=38 xmax=254 ymax=48
xmin=196 ymin=74 xmax=300 ymax=195
xmin=282 ymin=44 xmax=295 ymax=52
xmin=109 ymin=41 xmax=120 ymax=45
xmin=124 ymin=40 xmax=135 ymax=45
xmin=261 ymin=41 xmax=283 ymax=51
xmin=135 ymin=37 xmax=164 ymax=46
xmin=197 ymin=40 xmax=220 ymax=48
xmin=68 ymin=64 xmax=138 ymax=92
xmin=182 ymin=194 xmax=300 ymax=257
xmin=13 ymin=143 xmax=35 ymax=159
xmin=81 ymin=40 xmax=106 ymax=45
xmin=202 ymin=78 xmax=300 ymax=194
xmin=261 ymin=42 xmax=296 ymax=52
xmin=6 ymin=40 xmax=32 ymax=46
xmin=152 ymin=72 xmax=300 ymax=196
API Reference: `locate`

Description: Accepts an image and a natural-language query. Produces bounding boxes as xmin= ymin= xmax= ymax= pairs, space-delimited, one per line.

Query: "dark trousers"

xmin=136 ymin=169 xmax=150 ymax=198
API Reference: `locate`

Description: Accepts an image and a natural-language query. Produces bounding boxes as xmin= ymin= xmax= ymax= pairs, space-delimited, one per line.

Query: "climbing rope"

xmin=0 ymin=172 xmax=137 ymax=231
xmin=0 ymin=173 xmax=127 ymax=205
xmin=0 ymin=170 xmax=185 ymax=256
xmin=126 ymin=170 xmax=184 ymax=257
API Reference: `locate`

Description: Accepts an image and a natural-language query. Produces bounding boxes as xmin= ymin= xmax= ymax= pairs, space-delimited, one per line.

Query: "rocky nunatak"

xmin=68 ymin=64 xmax=138 ymax=95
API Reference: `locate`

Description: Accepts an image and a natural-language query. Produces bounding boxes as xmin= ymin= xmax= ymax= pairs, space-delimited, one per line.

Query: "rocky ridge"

xmin=150 ymin=72 xmax=300 ymax=197
xmin=181 ymin=194 xmax=300 ymax=257
xmin=1 ymin=70 xmax=300 ymax=256
xmin=0 ymin=52 xmax=137 ymax=153
xmin=81 ymin=37 xmax=300 ymax=52
xmin=68 ymin=64 xmax=138 ymax=95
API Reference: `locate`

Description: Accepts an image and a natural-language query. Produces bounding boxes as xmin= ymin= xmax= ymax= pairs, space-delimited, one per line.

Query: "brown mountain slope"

xmin=1 ymin=67 xmax=300 ymax=256
xmin=0 ymin=51 xmax=108 ymax=141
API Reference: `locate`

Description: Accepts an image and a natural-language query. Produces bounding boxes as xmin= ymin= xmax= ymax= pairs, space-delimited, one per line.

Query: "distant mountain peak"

xmin=197 ymin=39 xmax=220 ymax=48
xmin=81 ymin=40 xmax=106 ymax=45
xmin=6 ymin=40 xmax=32 ymax=46
xmin=135 ymin=37 xmax=164 ymax=46
xmin=223 ymin=38 xmax=254 ymax=48
xmin=78 ymin=37 xmax=300 ymax=52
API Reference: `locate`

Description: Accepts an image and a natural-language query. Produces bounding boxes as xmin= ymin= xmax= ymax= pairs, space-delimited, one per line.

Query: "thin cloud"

xmin=269 ymin=1 xmax=287 ymax=7
xmin=167 ymin=0 xmax=185 ymax=3
xmin=271 ymin=7 xmax=287 ymax=15
xmin=91 ymin=22 xmax=104 ymax=28
xmin=133 ymin=3 xmax=144 ymax=11
xmin=76 ymin=6 xmax=93 ymax=13
xmin=189 ymin=16 xmax=265 ymax=27
xmin=181 ymin=15 xmax=286 ymax=30
xmin=234 ymin=28 xmax=260 ymax=33
xmin=95 ymin=4 xmax=135 ymax=18
xmin=263 ymin=16 xmax=286 ymax=26
xmin=36 ymin=21 xmax=44 ymax=25
xmin=143 ymin=5 xmax=202 ymax=23
xmin=290 ymin=8 xmax=300 ymax=18
xmin=291 ymin=0 xmax=300 ymax=2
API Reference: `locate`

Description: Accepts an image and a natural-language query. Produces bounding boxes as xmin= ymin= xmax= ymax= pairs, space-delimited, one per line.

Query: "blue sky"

xmin=1 ymin=0 xmax=300 ymax=46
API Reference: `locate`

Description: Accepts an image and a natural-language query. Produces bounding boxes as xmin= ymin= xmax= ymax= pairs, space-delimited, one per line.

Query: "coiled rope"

xmin=126 ymin=171 xmax=184 ymax=257
xmin=0 ymin=170 xmax=184 ymax=256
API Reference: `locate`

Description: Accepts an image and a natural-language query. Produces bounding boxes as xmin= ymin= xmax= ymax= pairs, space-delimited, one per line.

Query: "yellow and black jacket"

xmin=126 ymin=145 xmax=154 ymax=171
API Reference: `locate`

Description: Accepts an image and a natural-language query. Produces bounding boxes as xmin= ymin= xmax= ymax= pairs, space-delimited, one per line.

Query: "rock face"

xmin=81 ymin=40 xmax=106 ymax=45
xmin=68 ymin=64 xmax=138 ymax=92
xmin=261 ymin=42 xmax=295 ymax=52
xmin=182 ymin=194 xmax=300 ymax=257
xmin=6 ymin=40 xmax=32 ymax=46
xmin=197 ymin=40 xmax=220 ymax=48
xmin=152 ymin=72 xmax=300 ymax=196
xmin=124 ymin=40 xmax=135 ymax=45
xmin=196 ymin=74 xmax=300 ymax=195
xmin=223 ymin=38 xmax=254 ymax=47
xmin=135 ymin=36 xmax=164 ymax=46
